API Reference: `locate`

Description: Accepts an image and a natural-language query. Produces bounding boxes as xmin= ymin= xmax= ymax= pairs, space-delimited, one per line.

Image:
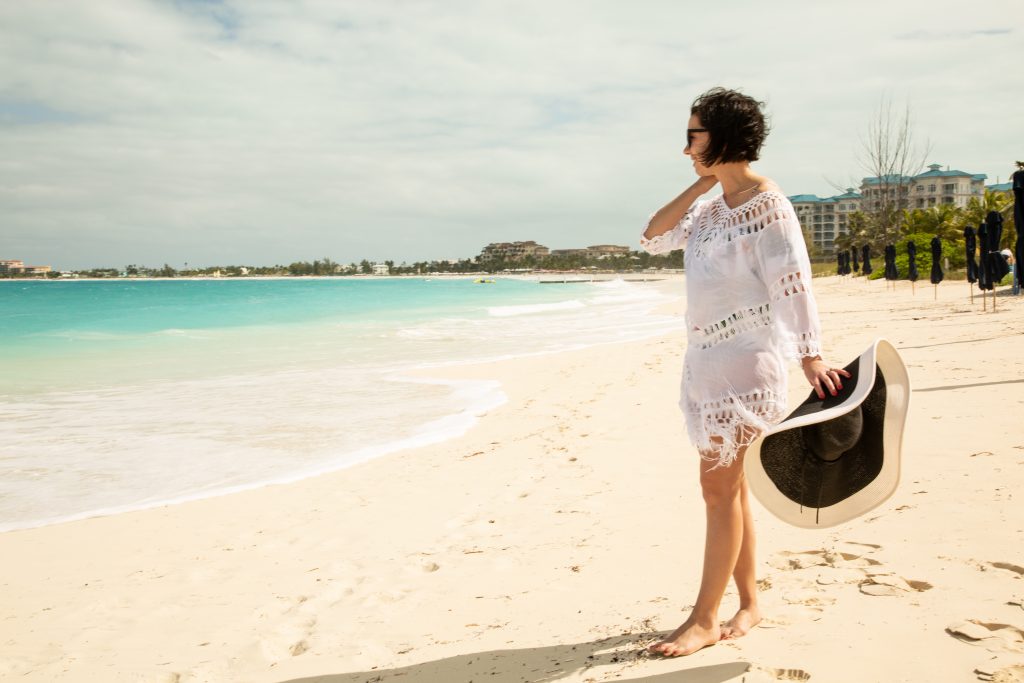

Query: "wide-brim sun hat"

xmin=745 ymin=338 xmax=911 ymax=529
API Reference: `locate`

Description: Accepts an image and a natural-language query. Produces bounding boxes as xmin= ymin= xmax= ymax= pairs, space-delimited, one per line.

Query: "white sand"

xmin=2 ymin=275 xmax=1023 ymax=683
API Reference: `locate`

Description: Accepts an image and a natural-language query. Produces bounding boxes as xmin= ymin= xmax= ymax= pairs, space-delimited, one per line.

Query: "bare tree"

xmin=857 ymin=97 xmax=931 ymax=245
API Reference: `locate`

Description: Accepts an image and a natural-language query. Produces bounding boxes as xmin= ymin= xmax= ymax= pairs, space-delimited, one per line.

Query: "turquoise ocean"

xmin=0 ymin=277 xmax=683 ymax=532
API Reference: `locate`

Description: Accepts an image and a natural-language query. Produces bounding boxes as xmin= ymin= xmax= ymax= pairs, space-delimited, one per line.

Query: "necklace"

xmin=724 ymin=183 xmax=761 ymax=198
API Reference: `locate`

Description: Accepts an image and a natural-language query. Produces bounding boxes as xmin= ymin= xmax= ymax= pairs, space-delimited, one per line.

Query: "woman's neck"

xmin=713 ymin=162 xmax=762 ymax=196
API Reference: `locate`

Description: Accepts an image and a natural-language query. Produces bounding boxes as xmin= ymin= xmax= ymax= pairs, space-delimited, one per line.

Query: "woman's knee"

xmin=699 ymin=463 xmax=744 ymax=506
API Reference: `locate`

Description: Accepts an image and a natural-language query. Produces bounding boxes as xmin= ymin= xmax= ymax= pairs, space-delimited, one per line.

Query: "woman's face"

xmin=685 ymin=114 xmax=712 ymax=176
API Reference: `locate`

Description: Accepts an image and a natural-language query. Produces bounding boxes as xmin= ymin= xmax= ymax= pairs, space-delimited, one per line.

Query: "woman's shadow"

xmin=276 ymin=631 xmax=751 ymax=683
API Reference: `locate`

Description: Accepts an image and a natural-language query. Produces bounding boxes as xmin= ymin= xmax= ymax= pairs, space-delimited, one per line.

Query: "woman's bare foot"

xmin=720 ymin=605 xmax=762 ymax=640
xmin=646 ymin=618 xmax=721 ymax=657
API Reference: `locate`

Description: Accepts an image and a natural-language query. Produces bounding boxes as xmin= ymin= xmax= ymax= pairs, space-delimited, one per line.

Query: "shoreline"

xmin=0 ymin=276 xmax=686 ymax=535
xmin=2 ymin=275 xmax=1023 ymax=682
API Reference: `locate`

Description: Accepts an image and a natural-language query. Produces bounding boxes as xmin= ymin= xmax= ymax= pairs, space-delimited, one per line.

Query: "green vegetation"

xmin=865 ymin=232 xmax=963 ymax=281
xmin=831 ymin=189 xmax=1016 ymax=280
xmin=4 ymin=249 xmax=688 ymax=279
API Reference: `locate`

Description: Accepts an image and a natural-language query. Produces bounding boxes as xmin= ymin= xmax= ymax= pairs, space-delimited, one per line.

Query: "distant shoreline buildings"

xmin=0 ymin=259 xmax=51 ymax=276
xmin=790 ymin=162 xmax=1012 ymax=254
xmin=477 ymin=241 xmax=630 ymax=263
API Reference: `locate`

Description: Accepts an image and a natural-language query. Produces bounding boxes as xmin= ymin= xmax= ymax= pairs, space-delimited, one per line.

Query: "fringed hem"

xmin=686 ymin=390 xmax=785 ymax=470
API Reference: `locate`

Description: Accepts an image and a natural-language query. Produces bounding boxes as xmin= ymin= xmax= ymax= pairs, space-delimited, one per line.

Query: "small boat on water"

xmin=473 ymin=278 xmax=496 ymax=284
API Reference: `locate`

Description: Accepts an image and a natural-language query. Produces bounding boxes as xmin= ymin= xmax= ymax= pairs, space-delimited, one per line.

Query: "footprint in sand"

xmin=859 ymin=573 xmax=933 ymax=597
xmin=749 ymin=665 xmax=812 ymax=681
xmin=975 ymin=663 xmax=1024 ymax=682
xmin=976 ymin=655 xmax=1024 ymax=683
xmin=257 ymin=612 xmax=317 ymax=661
xmin=781 ymin=584 xmax=836 ymax=607
xmin=947 ymin=620 xmax=1024 ymax=654
xmin=769 ymin=543 xmax=881 ymax=571
xmin=990 ymin=561 xmax=1024 ymax=577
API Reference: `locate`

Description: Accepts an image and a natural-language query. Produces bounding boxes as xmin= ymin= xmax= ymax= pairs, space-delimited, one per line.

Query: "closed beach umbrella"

xmin=907 ymin=241 xmax=919 ymax=282
xmin=977 ymin=222 xmax=991 ymax=291
xmin=964 ymin=227 xmax=978 ymax=284
xmin=852 ymin=248 xmax=860 ymax=273
xmin=1014 ymin=169 xmax=1024 ymax=292
xmin=985 ymin=211 xmax=1009 ymax=283
xmin=884 ymin=244 xmax=898 ymax=281
xmin=861 ymin=245 xmax=873 ymax=276
xmin=930 ymin=236 xmax=944 ymax=285
xmin=836 ymin=251 xmax=843 ymax=275
xmin=843 ymin=250 xmax=851 ymax=275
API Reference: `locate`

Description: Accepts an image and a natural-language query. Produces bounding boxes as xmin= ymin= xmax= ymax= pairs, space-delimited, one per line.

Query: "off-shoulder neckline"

xmin=715 ymin=189 xmax=787 ymax=213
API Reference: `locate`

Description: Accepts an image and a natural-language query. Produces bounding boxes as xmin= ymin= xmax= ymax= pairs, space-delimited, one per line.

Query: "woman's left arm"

xmin=755 ymin=201 xmax=850 ymax=399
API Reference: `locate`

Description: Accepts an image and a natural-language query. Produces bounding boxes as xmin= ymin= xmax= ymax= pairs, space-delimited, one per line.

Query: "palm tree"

xmin=961 ymin=189 xmax=1015 ymax=249
xmin=900 ymin=204 xmax=962 ymax=241
xmin=834 ymin=210 xmax=872 ymax=257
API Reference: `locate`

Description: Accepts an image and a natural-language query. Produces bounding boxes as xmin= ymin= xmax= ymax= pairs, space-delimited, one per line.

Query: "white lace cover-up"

xmin=640 ymin=191 xmax=822 ymax=468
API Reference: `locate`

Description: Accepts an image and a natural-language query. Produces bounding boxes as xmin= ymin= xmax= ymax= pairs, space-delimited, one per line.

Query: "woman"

xmin=640 ymin=87 xmax=850 ymax=657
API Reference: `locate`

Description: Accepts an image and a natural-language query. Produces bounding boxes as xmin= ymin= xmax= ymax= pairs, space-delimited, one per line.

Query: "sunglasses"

xmin=686 ymin=127 xmax=707 ymax=147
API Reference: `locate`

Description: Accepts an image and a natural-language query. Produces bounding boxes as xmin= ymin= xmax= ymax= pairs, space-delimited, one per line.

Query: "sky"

xmin=1 ymin=1 xmax=1022 ymax=270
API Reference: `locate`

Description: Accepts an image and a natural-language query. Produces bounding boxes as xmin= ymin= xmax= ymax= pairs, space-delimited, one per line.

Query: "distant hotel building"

xmin=550 ymin=245 xmax=631 ymax=260
xmin=788 ymin=189 xmax=862 ymax=254
xmin=861 ymin=164 xmax=986 ymax=212
xmin=478 ymin=241 xmax=550 ymax=262
xmin=584 ymin=244 xmax=631 ymax=259
xmin=0 ymin=259 xmax=51 ymax=275
xmin=478 ymin=242 xmax=631 ymax=263
xmin=790 ymin=162 xmax=996 ymax=254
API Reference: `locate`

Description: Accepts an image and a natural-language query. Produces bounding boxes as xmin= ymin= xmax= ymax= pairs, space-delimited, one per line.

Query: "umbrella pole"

xmin=912 ymin=280 xmax=915 ymax=295
xmin=934 ymin=284 xmax=937 ymax=300
xmin=993 ymin=287 xmax=997 ymax=312
xmin=968 ymin=281 xmax=973 ymax=304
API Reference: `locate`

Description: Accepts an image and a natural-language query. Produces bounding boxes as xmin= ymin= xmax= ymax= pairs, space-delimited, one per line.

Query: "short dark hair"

xmin=690 ymin=87 xmax=769 ymax=165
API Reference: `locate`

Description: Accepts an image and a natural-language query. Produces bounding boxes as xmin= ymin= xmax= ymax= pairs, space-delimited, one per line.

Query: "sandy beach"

xmin=2 ymin=275 xmax=1023 ymax=683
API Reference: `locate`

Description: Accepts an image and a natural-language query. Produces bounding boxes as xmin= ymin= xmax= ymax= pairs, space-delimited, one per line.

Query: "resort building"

xmin=549 ymin=245 xmax=631 ymax=260
xmin=904 ymin=164 xmax=986 ymax=208
xmin=859 ymin=174 xmax=913 ymax=212
xmin=791 ymin=162 xmax=991 ymax=254
xmin=859 ymin=163 xmax=987 ymax=212
xmin=987 ymin=181 xmax=1013 ymax=196
xmin=0 ymin=259 xmax=51 ymax=276
xmin=0 ymin=259 xmax=25 ymax=274
xmin=788 ymin=189 xmax=862 ymax=254
xmin=371 ymin=263 xmax=390 ymax=276
xmin=585 ymin=244 xmax=631 ymax=259
xmin=478 ymin=241 xmax=550 ymax=262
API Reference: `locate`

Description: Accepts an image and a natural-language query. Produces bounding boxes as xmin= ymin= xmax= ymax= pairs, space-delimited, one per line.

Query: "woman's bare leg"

xmin=720 ymin=479 xmax=762 ymax=639
xmin=648 ymin=446 xmax=747 ymax=656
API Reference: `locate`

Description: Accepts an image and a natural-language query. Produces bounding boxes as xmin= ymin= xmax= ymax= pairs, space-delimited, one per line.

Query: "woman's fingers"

xmin=820 ymin=371 xmax=838 ymax=396
xmin=813 ymin=377 xmax=825 ymax=399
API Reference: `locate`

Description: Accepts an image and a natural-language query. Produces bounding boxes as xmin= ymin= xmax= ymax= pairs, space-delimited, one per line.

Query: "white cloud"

xmin=1 ymin=0 xmax=1021 ymax=268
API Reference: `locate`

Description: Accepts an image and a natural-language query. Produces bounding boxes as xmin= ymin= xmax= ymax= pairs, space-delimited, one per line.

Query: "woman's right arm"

xmin=639 ymin=176 xmax=717 ymax=255
xmin=643 ymin=176 xmax=718 ymax=241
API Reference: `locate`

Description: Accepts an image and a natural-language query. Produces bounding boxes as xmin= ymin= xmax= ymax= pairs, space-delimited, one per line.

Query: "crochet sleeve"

xmin=754 ymin=200 xmax=822 ymax=363
xmin=639 ymin=200 xmax=705 ymax=254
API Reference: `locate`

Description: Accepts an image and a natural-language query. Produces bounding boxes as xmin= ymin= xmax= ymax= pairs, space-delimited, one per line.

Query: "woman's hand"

xmin=801 ymin=356 xmax=852 ymax=399
xmin=693 ymin=174 xmax=718 ymax=194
